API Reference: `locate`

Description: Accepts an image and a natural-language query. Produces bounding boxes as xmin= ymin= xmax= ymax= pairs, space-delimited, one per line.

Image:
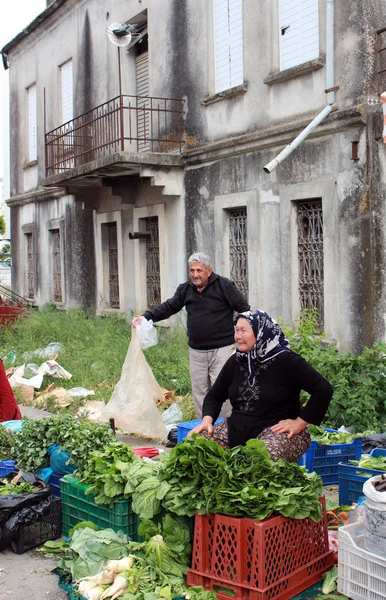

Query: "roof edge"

xmin=1 ymin=0 xmax=66 ymax=69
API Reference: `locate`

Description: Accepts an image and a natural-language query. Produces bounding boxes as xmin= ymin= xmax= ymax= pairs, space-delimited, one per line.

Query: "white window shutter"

xmin=60 ymin=60 xmax=73 ymax=124
xmin=213 ymin=0 xmax=243 ymax=93
xmin=279 ymin=0 xmax=319 ymax=71
xmin=27 ymin=85 xmax=37 ymax=162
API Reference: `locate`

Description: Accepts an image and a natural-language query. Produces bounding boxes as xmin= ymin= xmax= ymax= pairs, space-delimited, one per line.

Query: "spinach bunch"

xmin=133 ymin=436 xmax=324 ymax=522
xmin=80 ymin=441 xmax=137 ymax=506
xmin=11 ymin=414 xmax=114 ymax=474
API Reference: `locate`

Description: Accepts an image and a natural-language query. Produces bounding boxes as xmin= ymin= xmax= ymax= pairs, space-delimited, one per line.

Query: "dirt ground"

xmin=0 ymin=548 xmax=67 ymax=600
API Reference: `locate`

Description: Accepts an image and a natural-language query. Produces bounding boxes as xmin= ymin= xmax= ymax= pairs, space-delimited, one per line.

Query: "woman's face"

xmin=234 ymin=318 xmax=256 ymax=352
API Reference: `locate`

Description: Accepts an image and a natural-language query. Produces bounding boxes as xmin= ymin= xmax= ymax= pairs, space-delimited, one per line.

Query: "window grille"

xmin=145 ymin=217 xmax=161 ymax=308
xmin=229 ymin=207 xmax=249 ymax=300
xmin=26 ymin=233 xmax=34 ymax=299
xmin=377 ymin=27 xmax=386 ymax=94
xmin=296 ymin=200 xmax=324 ymax=325
xmin=51 ymin=229 xmax=62 ymax=302
xmin=107 ymin=223 xmax=120 ymax=309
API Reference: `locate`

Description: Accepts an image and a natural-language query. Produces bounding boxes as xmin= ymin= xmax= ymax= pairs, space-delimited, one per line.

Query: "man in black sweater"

xmin=132 ymin=252 xmax=250 ymax=417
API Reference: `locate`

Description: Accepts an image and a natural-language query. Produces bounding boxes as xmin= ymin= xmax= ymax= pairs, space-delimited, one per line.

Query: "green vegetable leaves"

xmin=132 ymin=436 xmax=324 ymax=522
xmin=11 ymin=414 xmax=115 ymax=474
xmin=80 ymin=442 xmax=136 ymax=506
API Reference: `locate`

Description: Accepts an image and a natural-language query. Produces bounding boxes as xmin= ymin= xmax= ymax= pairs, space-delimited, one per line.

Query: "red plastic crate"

xmin=187 ymin=498 xmax=334 ymax=600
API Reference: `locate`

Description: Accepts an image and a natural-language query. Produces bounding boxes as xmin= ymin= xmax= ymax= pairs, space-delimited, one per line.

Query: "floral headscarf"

xmin=235 ymin=309 xmax=290 ymax=384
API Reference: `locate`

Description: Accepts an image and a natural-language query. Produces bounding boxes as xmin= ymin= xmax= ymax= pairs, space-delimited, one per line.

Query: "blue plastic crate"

xmin=49 ymin=471 xmax=62 ymax=498
xmin=338 ymin=460 xmax=386 ymax=505
xmin=0 ymin=460 xmax=16 ymax=477
xmin=370 ymin=448 xmax=386 ymax=458
xmin=298 ymin=429 xmax=362 ymax=485
xmin=177 ymin=418 xmax=224 ymax=443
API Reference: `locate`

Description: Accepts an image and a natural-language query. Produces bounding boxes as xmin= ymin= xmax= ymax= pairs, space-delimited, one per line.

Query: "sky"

xmin=0 ymin=0 xmax=47 ymax=185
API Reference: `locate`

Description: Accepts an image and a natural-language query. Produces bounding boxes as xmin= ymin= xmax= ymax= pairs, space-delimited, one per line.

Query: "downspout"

xmin=263 ymin=0 xmax=337 ymax=173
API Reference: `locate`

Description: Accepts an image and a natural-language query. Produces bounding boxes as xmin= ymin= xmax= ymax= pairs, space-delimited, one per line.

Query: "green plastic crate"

xmin=60 ymin=474 xmax=139 ymax=540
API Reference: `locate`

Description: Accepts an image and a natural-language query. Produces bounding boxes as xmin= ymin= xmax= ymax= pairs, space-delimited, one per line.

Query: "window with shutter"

xmin=27 ymin=85 xmax=37 ymax=162
xmin=60 ymin=59 xmax=73 ymax=124
xmin=213 ymin=0 xmax=243 ymax=93
xmin=279 ymin=0 xmax=319 ymax=71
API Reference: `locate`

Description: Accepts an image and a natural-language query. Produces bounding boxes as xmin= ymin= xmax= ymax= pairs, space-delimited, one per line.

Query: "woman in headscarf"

xmin=189 ymin=309 xmax=333 ymax=461
xmin=0 ymin=360 xmax=22 ymax=422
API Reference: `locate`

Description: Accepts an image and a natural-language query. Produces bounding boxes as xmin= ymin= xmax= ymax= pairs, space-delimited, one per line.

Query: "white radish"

xmin=77 ymin=570 xmax=115 ymax=586
xmin=100 ymin=574 xmax=129 ymax=599
xmin=105 ymin=556 xmax=134 ymax=573
xmin=84 ymin=586 xmax=106 ymax=600
xmin=78 ymin=580 xmax=97 ymax=594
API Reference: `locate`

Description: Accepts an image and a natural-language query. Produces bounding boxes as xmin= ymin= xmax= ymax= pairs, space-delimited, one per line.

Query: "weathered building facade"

xmin=2 ymin=0 xmax=386 ymax=352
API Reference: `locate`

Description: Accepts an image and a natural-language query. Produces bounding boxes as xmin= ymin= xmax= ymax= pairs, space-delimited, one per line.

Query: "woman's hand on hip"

xmin=270 ymin=417 xmax=308 ymax=439
xmin=188 ymin=416 xmax=214 ymax=437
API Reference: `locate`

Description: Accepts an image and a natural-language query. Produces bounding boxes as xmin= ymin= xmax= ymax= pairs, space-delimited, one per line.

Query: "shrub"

xmin=284 ymin=310 xmax=386 ymax=432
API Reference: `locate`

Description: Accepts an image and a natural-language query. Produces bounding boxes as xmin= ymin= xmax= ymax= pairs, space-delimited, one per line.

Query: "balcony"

xmin=45 ymin=95 xmax=185 ymax=178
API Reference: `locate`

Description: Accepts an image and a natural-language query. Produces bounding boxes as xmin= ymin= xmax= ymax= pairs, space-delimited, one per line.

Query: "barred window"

xmin=144 ymin=216 xmax=161 ymax=308
xmin=26 ymin=233 xmax=34 ymax=299
xmin=229 ymin=207 xmax=249 ymax=300
xmin=51 ymin=229 xmax=62 ymax=303
xmin=107 ymin=223 xmax=120 ymax=309
xmin=296 ymin=200 xmax=324 ymax=325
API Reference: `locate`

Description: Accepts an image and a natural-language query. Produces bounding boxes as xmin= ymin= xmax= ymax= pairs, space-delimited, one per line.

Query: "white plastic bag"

xmin=101 ymin=328 xmax=167 ymax=439
xmin=161 ymin=402 xmax=183 ymax=426
xmin=67 ymin=387 xmax=95 ymax=398
xmin=363 ymin=475 xmax=386 ymax=558
xmin=136 ymin=319 xmax=158 ymax=349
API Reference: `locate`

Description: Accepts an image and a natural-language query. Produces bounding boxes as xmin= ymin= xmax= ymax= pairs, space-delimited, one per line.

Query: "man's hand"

xmin=188 ymin=416 xmax=214 ymax=437
xmin=270 ymin=417 xmax=308 ymax=439
xmin=132 ymin=316 xmax=145 ymax=327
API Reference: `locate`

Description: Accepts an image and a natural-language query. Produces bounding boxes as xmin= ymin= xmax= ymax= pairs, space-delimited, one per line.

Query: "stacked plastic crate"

xmin=187 ymin=498 xmax=334 ymax=600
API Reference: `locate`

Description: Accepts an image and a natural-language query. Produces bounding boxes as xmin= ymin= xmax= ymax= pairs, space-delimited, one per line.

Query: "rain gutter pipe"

xmin=263 ymin=0 xmax=336 ymax=173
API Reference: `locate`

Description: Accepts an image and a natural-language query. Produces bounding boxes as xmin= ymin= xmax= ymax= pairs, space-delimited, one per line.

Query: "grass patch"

xmin=0 ymin=306 xmax=191 ymax=411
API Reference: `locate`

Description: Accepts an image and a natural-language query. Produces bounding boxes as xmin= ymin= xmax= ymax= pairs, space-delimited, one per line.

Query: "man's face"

xmin=189 ymin=262 xmax=212 ymax=291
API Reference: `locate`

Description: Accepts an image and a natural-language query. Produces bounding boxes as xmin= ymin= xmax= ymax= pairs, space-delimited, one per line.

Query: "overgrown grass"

xmin=0 ymin=305 xmax=191 ymax=409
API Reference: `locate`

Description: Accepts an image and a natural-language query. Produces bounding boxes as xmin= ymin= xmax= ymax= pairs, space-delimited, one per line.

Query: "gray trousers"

xmin=189 ymin=344 xmax=235 ymax=419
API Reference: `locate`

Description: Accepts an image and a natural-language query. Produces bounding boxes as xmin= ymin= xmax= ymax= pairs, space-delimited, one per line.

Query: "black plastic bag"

xmin=362 ymin=434 xmax=386 ymax=454
xmin=0 ymin=471 xmax=52 ymax=550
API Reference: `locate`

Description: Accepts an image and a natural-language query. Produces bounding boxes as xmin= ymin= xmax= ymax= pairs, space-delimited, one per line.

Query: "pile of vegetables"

xmin=132 ymin=436 xmax=324 ymax=522
xmin=58 ymin=528 xmax=130 ymax=581
xmin=50 ymin=521 xmax=214 ymax=600
xmin=350 ymin=455 xmax=386 ymax=471
xmin=10 ymin=414 xmax=115 ymax=473
xmin=308 ymin=425 xmax=366 ymax=445
xmin=0 ymin=481 xmax=38 ymax=495
xmin=80 ymin=442 xmax=137 ymax=506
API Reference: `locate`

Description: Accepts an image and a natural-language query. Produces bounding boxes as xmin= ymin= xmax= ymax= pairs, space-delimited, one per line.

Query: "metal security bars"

xmin=296 ymin=200 xmax=324 ymax=326
xmin=51 ymin=229 xmax=62 ymax=302
xmin=45 ymin=95 xmax=185 ymax=176
xmin=26 ymin=233 xmax=34 ymax=300
xmin=377 ymin=26 xmax=386 ymax=94
xmin=145 ymin=217 xmax=161 ymax=309
xmin=229 ymin=207 xmax=249 ymax=300
xmin=108 ymin=223 xmax=120 ymax=309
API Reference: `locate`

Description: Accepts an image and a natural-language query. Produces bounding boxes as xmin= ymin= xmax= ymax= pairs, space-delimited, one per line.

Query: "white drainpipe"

xmin=263 ymin=0 xmax=336 ymax=173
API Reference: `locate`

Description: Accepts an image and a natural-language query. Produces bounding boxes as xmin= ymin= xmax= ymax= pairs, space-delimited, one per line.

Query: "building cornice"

xmin=6 ymin=187 xmax=67 ymax=208
xmin=182 ymin=106 xmax=367 ymax=167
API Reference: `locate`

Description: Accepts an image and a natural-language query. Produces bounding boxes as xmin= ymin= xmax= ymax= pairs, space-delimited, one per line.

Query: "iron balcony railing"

xmin=45 ymin=95 xmax=185 ymax=177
